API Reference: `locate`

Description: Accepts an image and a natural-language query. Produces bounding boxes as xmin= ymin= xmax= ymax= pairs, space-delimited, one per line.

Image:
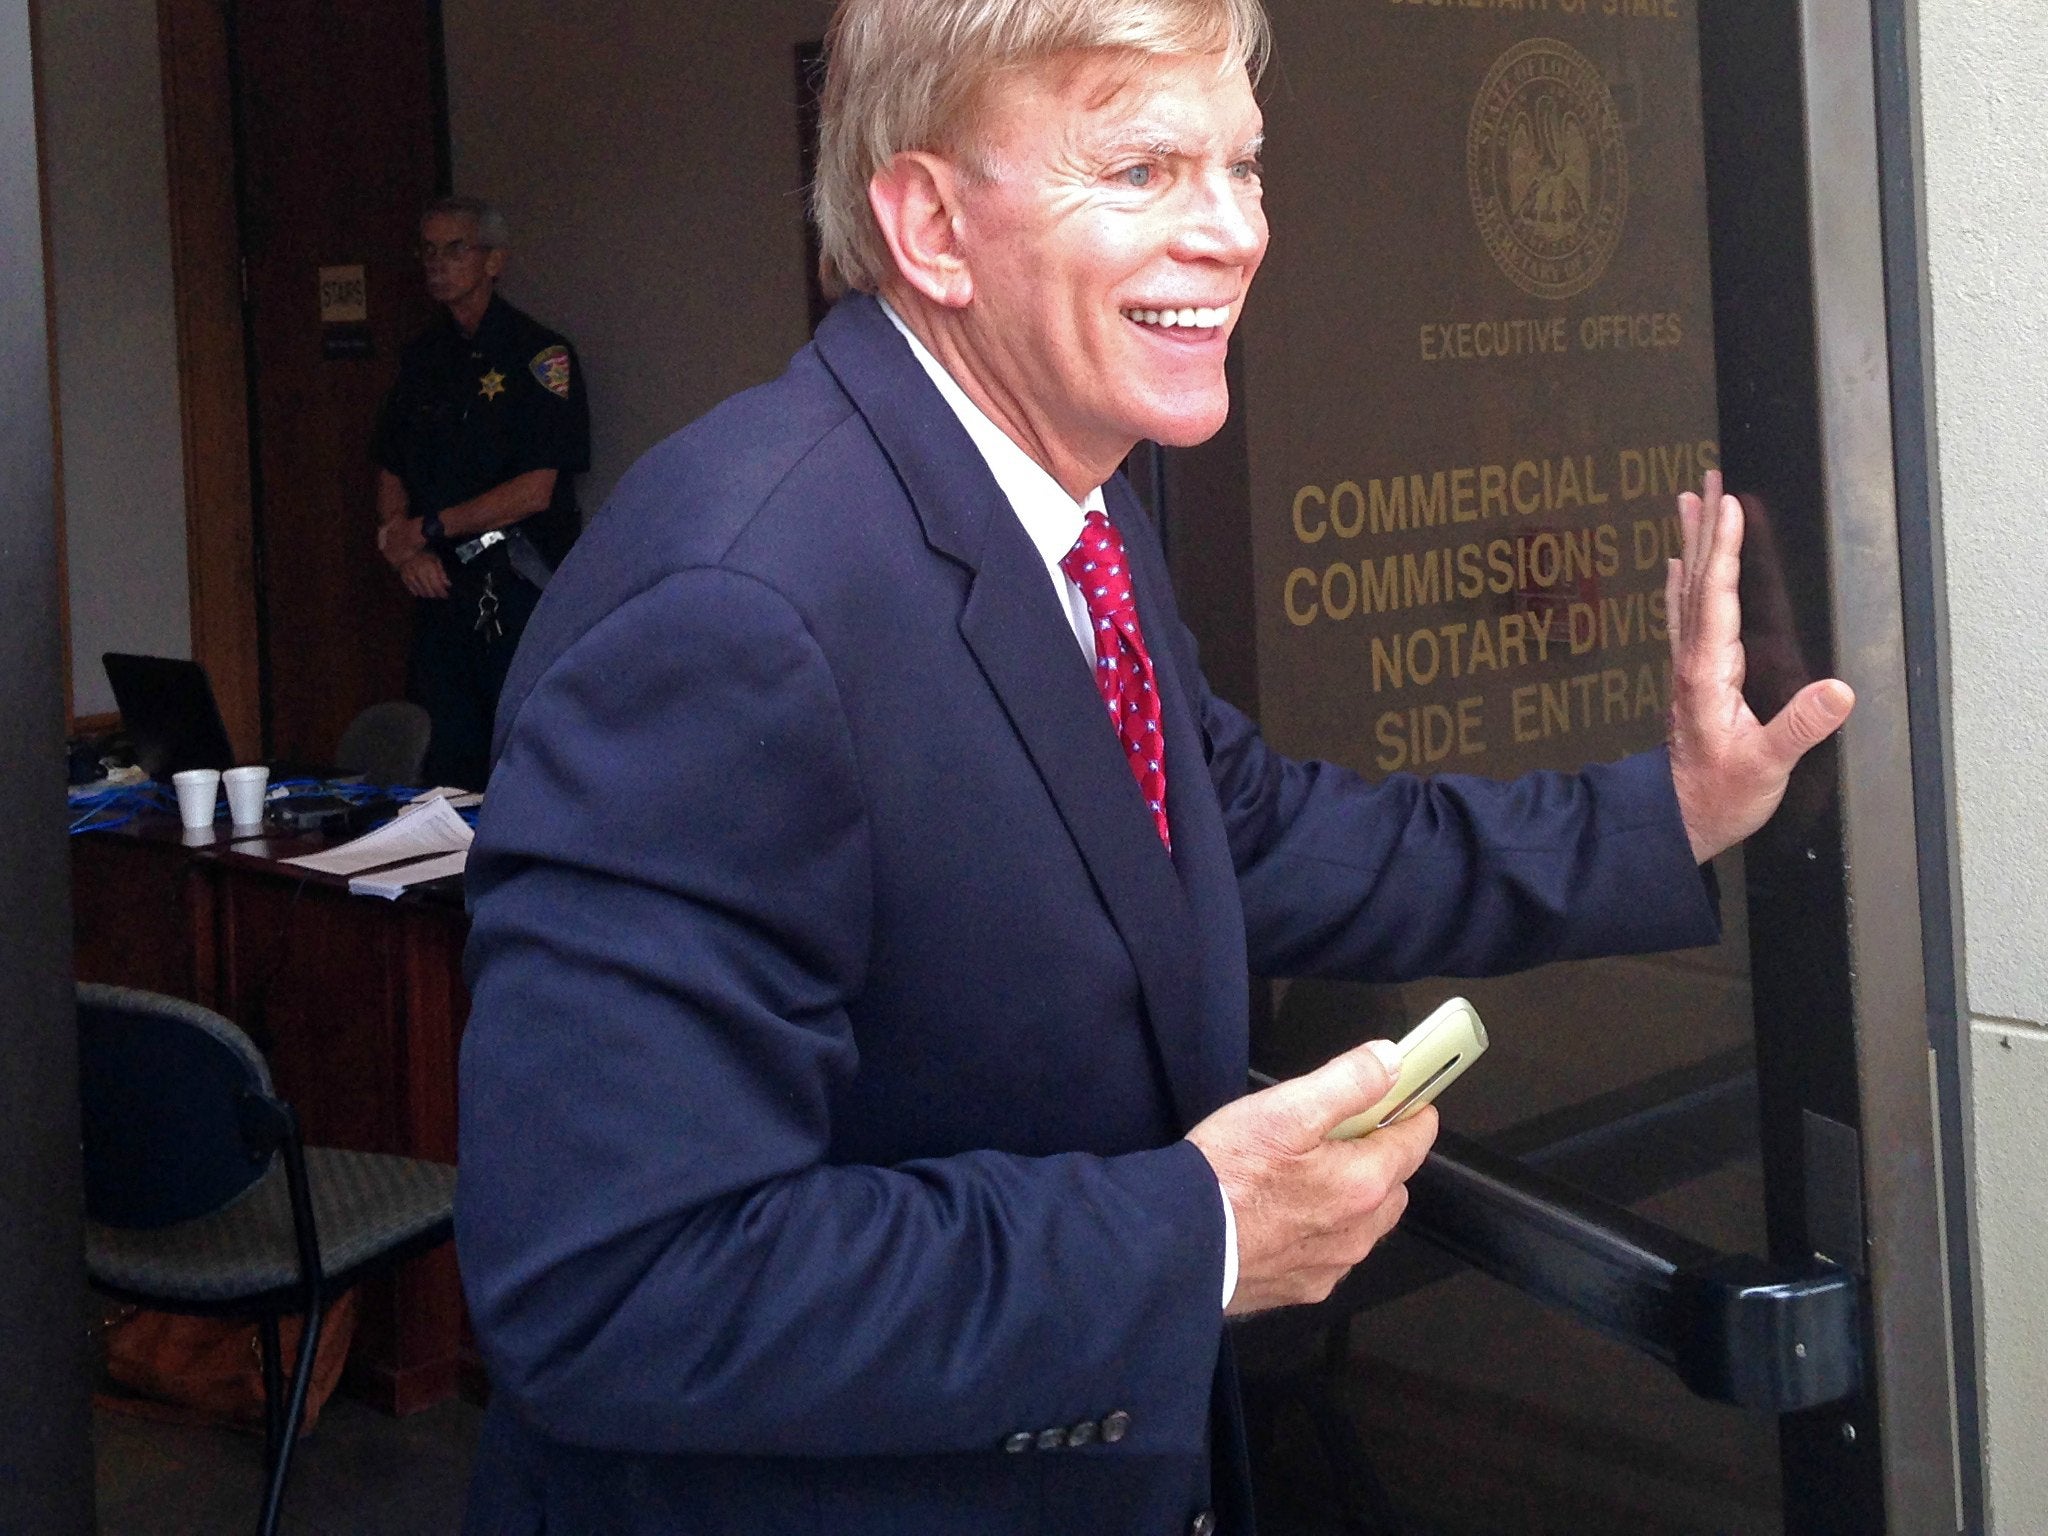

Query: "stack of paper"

xmin=346 ymin=850 xmax=470 ymax=900
xmin=407 ymin=786 xmax=485 ymax=811
xmin=281 ymin=795 xmax=475 ymax=899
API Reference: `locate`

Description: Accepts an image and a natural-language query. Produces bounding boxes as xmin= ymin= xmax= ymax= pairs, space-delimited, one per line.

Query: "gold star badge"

xmin=478 ymin=368 xmax=506 ymax=400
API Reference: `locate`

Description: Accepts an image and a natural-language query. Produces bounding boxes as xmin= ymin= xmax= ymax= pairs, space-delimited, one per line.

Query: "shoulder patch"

xmin=530 ymin=344 xmax=572 ymax=399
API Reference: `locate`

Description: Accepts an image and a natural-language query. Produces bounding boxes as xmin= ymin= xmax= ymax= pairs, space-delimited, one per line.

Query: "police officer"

xmin=373 ymin=195 xmax=590 ymax=789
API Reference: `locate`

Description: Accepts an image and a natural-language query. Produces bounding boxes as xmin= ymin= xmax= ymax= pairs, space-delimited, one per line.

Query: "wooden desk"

xmin=72 ymin=813 xmax=471 ymax=1415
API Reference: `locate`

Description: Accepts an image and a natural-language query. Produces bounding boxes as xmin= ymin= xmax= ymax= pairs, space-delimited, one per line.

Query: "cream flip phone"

xmin=1326 ymin=996 xmax=1488 ymax=1140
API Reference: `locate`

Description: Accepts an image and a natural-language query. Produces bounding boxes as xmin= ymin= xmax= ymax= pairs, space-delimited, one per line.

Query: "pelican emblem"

xmin=1468 ymin=39 xmax=1628 ymax=301
xmin=1508 ymin=94 xmax=1592 ymax=243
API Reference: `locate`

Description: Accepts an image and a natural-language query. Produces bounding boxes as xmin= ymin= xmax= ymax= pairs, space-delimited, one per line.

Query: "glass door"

xmin=1155 ymin=0 xmax=1973 ymax=1530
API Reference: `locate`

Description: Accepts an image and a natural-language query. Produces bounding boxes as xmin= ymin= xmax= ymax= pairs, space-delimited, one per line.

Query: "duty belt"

xmin=452 ymin=529 xmax=507 ymax=564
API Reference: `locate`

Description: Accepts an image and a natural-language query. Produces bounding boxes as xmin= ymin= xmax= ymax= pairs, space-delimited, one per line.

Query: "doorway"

xmin=1153 ymin=1 xmax=1974 ymax=1531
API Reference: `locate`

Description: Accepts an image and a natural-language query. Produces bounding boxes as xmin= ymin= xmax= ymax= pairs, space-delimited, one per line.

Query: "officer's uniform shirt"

xmin=371 ymin=293 xmax=591 ymax=571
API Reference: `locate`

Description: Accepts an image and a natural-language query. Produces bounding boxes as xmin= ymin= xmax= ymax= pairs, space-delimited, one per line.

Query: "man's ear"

xmin=867 ymin=151 xmax=974 ymax=309
xmin=484 ymin=246 xmax=508 ymax=282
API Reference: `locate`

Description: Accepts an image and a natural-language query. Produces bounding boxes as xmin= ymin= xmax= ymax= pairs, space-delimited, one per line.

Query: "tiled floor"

xmin=95 ymin=1394 xmax=481 ymax=1536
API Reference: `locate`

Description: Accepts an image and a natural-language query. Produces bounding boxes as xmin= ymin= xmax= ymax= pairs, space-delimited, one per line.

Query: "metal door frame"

xmin=1699 ymin=0 xmax=1979 ymax=1528
xmin=0 ymin=0 xmax=94 ymax=1530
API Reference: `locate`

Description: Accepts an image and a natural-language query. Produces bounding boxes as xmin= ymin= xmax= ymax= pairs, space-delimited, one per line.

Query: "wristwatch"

xmin=419 ymin=511 xmax=446 ymax=547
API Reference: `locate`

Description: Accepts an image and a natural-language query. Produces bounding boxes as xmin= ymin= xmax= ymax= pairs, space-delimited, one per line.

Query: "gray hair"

xmin=813 ymin=0 xmax=1271 ymax=295
xmin=422 ymin=195 xmax=510 ymax=250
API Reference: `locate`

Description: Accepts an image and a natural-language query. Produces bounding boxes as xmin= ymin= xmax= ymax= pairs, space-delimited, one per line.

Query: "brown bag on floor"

xmin=96 ymin=1292 xmax=359 ymax=1436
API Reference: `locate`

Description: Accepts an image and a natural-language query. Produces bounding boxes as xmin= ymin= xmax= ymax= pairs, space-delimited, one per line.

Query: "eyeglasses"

xmin=416 ymin=239 xmax=483 ymax=265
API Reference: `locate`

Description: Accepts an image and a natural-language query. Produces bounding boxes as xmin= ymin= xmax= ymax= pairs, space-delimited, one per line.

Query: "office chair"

xmin=77 ymin=983 xmax=456 ymax=1536
xmin=334 ymin=700 xmax=432 ymax=786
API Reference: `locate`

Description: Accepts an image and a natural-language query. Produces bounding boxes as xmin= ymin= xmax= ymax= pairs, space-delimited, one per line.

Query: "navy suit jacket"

xmin=455 ymin=294 xmax=1719 ymax=1534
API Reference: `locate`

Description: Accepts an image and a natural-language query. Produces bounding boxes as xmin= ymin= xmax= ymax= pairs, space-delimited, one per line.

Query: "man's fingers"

xmin=402 ymin=557 xmax=450 ymax=600
xmin=1370 ymin=1178 xmax=1411 ymax=1241
xmin=1675 ymin=490 xmax=1708 ymax=650
xmin=1698 ymin=470 xmax=1722 ymax=577
xmin=1696 ymin=493 xmax=1746 ymax=650
xmin=1664 ymin=557 xmax=1684 ymax=655
xmin=1683 ymin=470 xmax=1721 ymax=589
xmin=1273 ymin=1038 xmax=1401 ymax=1149
xmin=1762 ymin=677 xmax=1855 ymax=767
xmin=1716 ymin=491 xmax=1744 ymax=572
xmin=1677 ymin=471 xmax=1728 ymax=630
xmin=1361 ymin=1102 xmax=1438 ymax=1185
xmin=1676 ymin=491 xmax=1703 ymax=583
xmin=1283 ymin=1107 xmax=1434 ymax=1269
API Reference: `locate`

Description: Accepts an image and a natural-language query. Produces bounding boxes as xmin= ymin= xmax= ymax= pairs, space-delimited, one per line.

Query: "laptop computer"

xmin=101 ymin=654 xmax=236 ymax=781
xmin=101 ymin=653 xmax=358 ymax=787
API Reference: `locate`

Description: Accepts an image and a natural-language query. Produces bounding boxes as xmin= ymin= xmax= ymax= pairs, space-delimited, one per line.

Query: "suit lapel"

xmin=1105 ymin=477 xmax=1243 ymax=1119
xmin=815 ymin=297 xmax=1210 ymax=1130
xmin=957 ymin=525 xmax=1209 ymax=1130
xmin=811 ymin=297 xmax=997 ymax=570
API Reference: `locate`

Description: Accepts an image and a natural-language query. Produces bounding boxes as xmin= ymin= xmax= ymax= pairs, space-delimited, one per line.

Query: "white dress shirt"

xmin=879 ymin=298 xmax=1240 ymax=1310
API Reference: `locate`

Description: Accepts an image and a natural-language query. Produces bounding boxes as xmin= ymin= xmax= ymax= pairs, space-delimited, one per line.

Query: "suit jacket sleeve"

xmin=1183 ymin=646 xmax=1722 ymax=980
xmin=457 ymin=566 xmax=1226 ymax=1460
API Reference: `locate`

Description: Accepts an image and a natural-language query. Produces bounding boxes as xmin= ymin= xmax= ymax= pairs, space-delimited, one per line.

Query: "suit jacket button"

xmin=1036 ymin=1428 xmax=1065 ymax=1452
xmin=1004 ymin=1432 xmax=1033 ymax=1454
xmin=1190 ymin=1512 xmax=1217 ymax=1536
xmin=1101 ymin=1409 xmax=1131 ymax=1443
xmin=1066 ymin=1419 xmax=1098 ymax=1448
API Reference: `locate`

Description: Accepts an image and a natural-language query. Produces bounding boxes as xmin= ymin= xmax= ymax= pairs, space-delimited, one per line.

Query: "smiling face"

xmin=901 ymin=50 xmax=1267 ymax=496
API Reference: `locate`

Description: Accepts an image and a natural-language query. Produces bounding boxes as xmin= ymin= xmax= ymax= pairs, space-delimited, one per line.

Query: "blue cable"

xmin=66 ymin=781 xmax=172 ymax=836
xmin=69 ymin=809 xmax=135 ymax=835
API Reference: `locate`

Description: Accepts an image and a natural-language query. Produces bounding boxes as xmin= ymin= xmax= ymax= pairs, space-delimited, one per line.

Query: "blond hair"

xmin=814 ymin=0 xmax=1271 ymax=294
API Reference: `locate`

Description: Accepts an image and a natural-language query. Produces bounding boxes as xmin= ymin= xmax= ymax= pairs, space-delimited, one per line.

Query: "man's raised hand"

xmin=1665 ymin=470 xmax=1855 ymax=864
xmin=1187 ymin=1039 xmax=1438 ymax=1317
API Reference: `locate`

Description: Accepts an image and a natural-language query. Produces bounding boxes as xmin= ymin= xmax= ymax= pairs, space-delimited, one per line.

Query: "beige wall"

xmin=1920 ymin=3 xmax=2048 ymax=1529
xmin=38 ymin=0 xmax=192 ymax=718
xmin=441 ymin=1 xmax=828 ymax=511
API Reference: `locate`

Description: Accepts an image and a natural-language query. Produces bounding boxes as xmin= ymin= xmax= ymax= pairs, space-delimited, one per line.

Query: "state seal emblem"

xmin=1467 ymin=38 xmax=1628 ymax=301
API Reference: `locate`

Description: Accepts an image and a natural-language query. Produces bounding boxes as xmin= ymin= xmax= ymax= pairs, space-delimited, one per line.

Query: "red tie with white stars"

xmin=1060 ymin=508 xmax=1171 ymax=853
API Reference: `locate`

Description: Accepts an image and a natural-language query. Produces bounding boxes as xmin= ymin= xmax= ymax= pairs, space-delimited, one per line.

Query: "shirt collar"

xmin=877 ymin=298 xmax=1103 ymax=571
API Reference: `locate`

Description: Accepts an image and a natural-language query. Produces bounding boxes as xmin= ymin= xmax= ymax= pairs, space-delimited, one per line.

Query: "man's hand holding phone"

xmin=1188 ymin=998 xmax=1486 ymax=1317
xmin=1188 ymin=1037 xmax=1438 ymax=1317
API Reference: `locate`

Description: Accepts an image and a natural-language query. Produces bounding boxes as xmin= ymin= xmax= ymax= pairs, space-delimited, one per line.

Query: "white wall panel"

xmin=1922 ymin=3 xmax=2048 ymax=1527
xmin=39 ymin=0 xmax=192 ymax=717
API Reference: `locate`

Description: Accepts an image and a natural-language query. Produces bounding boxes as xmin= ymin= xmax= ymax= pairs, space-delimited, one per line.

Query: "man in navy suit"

xmin=454 ymin=1 xmax=1855 ymax=1530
